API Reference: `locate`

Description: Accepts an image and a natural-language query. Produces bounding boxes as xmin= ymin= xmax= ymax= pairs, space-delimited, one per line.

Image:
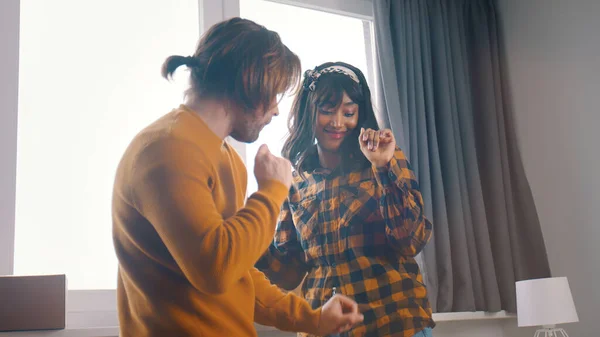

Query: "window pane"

xmin=240 ymin=0 xmax=372 ymax=195
xmin=15 ymin=0 xmax=199 ymax=289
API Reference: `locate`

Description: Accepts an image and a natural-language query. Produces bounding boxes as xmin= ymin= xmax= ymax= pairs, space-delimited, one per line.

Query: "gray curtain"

xmin=372 ymin=0 xmax=551 ymax=313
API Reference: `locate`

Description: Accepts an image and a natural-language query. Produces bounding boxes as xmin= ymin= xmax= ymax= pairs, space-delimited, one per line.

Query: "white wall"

xmin=497 ymin=0 xmax=600 ymax=336
xmin=0 ymin=0 xmax=19 ymax=276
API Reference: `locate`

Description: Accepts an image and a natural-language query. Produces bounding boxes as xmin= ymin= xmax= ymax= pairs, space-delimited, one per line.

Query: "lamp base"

xmin=534 ymin=327 xmax=569 ymax=337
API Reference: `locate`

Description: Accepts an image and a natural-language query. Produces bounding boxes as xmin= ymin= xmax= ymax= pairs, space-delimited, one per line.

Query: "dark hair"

xmin=282 ymin=62 xmax=379 ymax=175
xmin=161 ymin=17 xmax=301 ymax=114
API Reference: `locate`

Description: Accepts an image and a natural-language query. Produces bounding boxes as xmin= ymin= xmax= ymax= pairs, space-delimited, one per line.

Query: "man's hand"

xmin=317 ymin=295 xmax=364 ymax=336
xmin=359 ymin=128 xmax=396 ymax=168
xmin=254 ymin=144 xmax=293 ymax=190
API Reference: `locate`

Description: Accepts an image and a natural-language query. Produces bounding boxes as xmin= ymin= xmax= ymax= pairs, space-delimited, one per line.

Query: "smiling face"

xmin=314 ymin=91 xmax=359 ymax=153
xmin=283 ymin=63 xmax=380 ymax=173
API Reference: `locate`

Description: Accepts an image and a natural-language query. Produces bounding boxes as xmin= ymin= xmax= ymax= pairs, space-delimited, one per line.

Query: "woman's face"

xmin=314 ymin=91 xmax=359 ymax=153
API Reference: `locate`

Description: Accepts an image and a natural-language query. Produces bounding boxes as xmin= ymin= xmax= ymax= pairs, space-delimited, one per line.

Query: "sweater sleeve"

xmin=251 ymin=268 xmax=321 ymax=334
xmin=131 ymin=138 xmax=289 ymax=294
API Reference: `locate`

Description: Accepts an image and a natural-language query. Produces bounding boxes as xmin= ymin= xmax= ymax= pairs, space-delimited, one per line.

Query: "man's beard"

xmin=230 ymin=125 xmax=261 ymax=143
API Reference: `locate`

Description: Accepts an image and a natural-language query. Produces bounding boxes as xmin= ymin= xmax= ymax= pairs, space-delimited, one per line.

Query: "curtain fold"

xmin=372 ymin=0 xmax=551 ymax=313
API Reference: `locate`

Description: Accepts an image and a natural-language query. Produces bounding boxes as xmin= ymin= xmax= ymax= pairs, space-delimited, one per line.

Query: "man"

xmin=112 ymin=17 xmax=363 ymax=337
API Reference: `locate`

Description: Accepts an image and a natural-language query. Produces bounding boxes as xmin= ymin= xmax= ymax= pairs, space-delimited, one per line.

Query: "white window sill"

xmin=256 ymin=311 xmax=515 ymax=332
xmin=433 ymin=310 xmax=515 ymax=322
xmin=0 ymin=328 xmax=119 ymax=337
xmin=0 ymin=311 xmax=515 ymax=337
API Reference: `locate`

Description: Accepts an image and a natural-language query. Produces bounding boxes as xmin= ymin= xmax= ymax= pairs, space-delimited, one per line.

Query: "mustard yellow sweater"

xmin=112 ymin=105 xmax=321 ymax=337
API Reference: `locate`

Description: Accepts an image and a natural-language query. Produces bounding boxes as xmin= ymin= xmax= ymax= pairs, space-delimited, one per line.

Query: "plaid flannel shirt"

xmin=256 ymin=148 xmax=435 ymax=337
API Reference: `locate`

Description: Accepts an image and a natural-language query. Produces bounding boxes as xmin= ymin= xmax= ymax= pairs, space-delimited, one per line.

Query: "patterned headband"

xmin=303 ymin=65 xmax=360 ymax=92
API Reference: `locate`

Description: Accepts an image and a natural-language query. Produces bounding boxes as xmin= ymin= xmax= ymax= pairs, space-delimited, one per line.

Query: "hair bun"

xmin=184 ymin=56 xmax=199 ymax=67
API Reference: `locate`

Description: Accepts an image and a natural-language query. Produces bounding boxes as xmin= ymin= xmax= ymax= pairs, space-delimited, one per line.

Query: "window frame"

xmin=0 ymin=0 xmax=19 ymax=279
xmin=0 ymin=0 xmax=375 ymax=329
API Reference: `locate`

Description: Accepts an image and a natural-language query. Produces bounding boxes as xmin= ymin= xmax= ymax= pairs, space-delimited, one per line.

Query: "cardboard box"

xmin=0 ymin=274 xmax=66 ymax=331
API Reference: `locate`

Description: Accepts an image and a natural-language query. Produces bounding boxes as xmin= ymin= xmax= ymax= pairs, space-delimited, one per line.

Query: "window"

xmin=3 ymin=0 xmax=374 ymax=329
xmin=15 ymin=0 xmax=200 ymax=290
xmin=240 ymin=0 xmax=377 ymax=195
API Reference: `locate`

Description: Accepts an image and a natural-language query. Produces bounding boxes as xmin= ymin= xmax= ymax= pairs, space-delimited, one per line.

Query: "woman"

xmin=256 ymin=62 xmax=435 ymax=337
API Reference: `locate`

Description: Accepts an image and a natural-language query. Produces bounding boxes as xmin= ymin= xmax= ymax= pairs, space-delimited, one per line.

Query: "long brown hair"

xmin=161 ymin=17 xmax=301 ymax=114
xmin=282 ymin=62 xmax=379 ymax=175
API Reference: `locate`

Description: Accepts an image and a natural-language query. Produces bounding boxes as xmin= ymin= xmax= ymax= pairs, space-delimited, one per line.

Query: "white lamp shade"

xmin=516 ymin=277 xmax=579 ymax=327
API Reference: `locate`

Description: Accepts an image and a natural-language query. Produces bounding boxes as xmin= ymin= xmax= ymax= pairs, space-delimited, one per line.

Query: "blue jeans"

xmin=412 ymin=328 xmax=433 ymax=337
